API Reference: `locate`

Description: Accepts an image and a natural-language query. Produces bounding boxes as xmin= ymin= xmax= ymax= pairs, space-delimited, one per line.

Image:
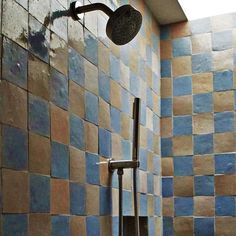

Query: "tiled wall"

xmin=0 ymin=0 xmax=162 ymax=235
xmin=160 ymin=14 xmax=236 ymax=236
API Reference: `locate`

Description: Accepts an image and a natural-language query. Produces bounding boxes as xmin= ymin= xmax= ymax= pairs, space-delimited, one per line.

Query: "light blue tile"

xmin=172 ymin=37 xmax=191 ymax=57
xmin=70 ymin=114 xmax=84 ymax=150
xmin=110 ymin=106 xmax=121 ymax=134
xmin=70 ymin=182 xmax=85 ymax=215
xmin=98 ymin=71 xmax=110 ymax=103
xmin=194 ymin=218 xmax=214 ymax=236
xmin=87 ymin=216 xmax=100 ymax=236
xmin=193 ymin=93 xmax=213 ymax=113
xmin=160 ymin=26 xmax=170 ymax=40
xmin=173 ymin=76 xmax=192 ymax=96
xmin=52 ymin=216 xmax=69 ymax=236
xmin=139 ymin=148 xmax=147 ymax=171
xmin=85 ymin=91 xmax=98 ymax=125
xmin=121 ymin=88 xmax=130 ymax=114
xmin=146 ymin=87 xmax=153 ymax=109
xmin=215 ymin=153 xmax=236 ymax=174
xmin=161 ymin=98 xmax=172 ymax=117
xmin=162 ymin=177 xmax=173 ymax=197
xmin=215 ymin=196 xmax=236 ymax=216
xmin=99 ymin=128 xmax=111 ymax=158
xmin=174 ymin=197 xmax=193 ymax=216
xmin=139 ymin=194 xmax=147 ymax=216
xmin=147 ymin=173 xmax=154 ymax=194
xmin=123 ymin=190 xmax=132 ymax=215
xmin=190 ymin=18 xmax=211 ymax=34
xmin=174 ymin=156 xmax=193 ymax=176
xmin=161 ymin=138 xmax=172 ymax=157
xmin=214 ymin=112 xmax=235 ymax=133
xmin=173 ymin=116 xmax=192 ymax=136
xmin=192 ymin=53 xmax=212 ymax=73
xmin=212 ymin=30 xmax=232 ymax=51
xmin=122 ymin=139 xmax=131 ymax=160
xmin=163 ymin=217 xmax=173 ymax=236
xmin=155 ymin=196 xmax=161 ymax=216
xmin=213 ymin=70 xmax=233 ymax=91
xmin=100 ymin=186 xmax=112 ymax=215
xmin=161 ymin=60 xmax=172 ymax=78
xmin=194 ymin=134 xmax=213 ymax=155
xmin=194 ymin=176 xmax=214 ymax=196
xmin=110 ymin=54 xmax=120 ymax=81
xmin=130 ymin=72 xmax=140 ymax=97
xmin=86 ymin=152 xmax=100 ymax=185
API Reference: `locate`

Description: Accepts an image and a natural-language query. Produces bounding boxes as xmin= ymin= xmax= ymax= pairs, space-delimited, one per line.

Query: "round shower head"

xmin=106 ymin=5 xmax=142 ymax=45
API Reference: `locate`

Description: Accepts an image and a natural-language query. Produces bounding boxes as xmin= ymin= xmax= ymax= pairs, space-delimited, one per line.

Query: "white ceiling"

xmin=145 ymin=0 xmax=187 ymax=25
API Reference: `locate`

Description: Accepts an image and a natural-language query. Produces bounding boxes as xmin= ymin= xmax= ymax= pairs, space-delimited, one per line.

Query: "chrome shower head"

xmin=70 ymin=2 xmax=142 ymax=45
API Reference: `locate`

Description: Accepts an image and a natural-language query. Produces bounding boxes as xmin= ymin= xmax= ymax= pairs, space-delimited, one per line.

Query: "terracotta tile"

xmin=70 ymin=147 xmax=85 ymax=183
xmin=69 ymin=81 xmax=85 ymax=118
xmin=85 ymin=121 xmax=98 ymax=154
xmin=173 ymin=136 xmax=193 ymax=156
xmin=174 ymin=217 xmax=193 ymax=236
xmin=215 ymin=174 xmax=236 ymax=195
xmin=121 ymin=113 xmax=131 ymax=140
xmin=214 ymin=132 xmax=236 ymax=153
xmin=162 ymin=158 xmax=174 ymax=176
xmin=162 ymin=198 xmax=174 ymax=216
xmin=111 ymin=133 xmax=122 ymax=160
xmin=0 ymin=81 xmax=27 ymax=130
xmin=28 ymin=55 xmax=50 ymax=100
xmin=29 ymin=214 xmax=51 ymax=236
xmin=173 ymin=96 xmax=192 ymax=116
xmin=84 ymin=59 xmax=98 ymax=95
xmin=86 ymin=184 xmax=99 ymax=215
xmin=194 ymin=196 xmax=214 ymax=216
xmin=161 ymin=78 xmax=172 ymax=98
xmin=174 ymin=176 xmax=193 ymax=197
xmin=160 ymin=40 xmax=172 ymax=59
xmin=99 ymin=99 xmax=111 ymax=131
xmin=192 ymin=33 xmax=212 ymax=54
xmin=148 ymin=195 xmax=154 ymax=216
xmin=50 ymin=32 xmax=68 ymax=76
xmin=51 ymin=104 xmax=69 ymax=145
xmin=193 ymin=113 xmax=214 ymax=135
xmin=100 ymin=157 xmax=111 ymax=187
xmin=172 ymin=56 xmax=192 ymax=77
xmin=170 ymin=21 xmax=191 ymax=39
xmin=211 ymin=14 xmax=234 ymax=31
xmin=192 ymin=73 xmax=213 ymax=94
xmin=51 ymin=179 xmax=69 ymax=214
xmin=100 ymin=216 xmax=112 ymax=236
xmin=2 ymin=169 xmax=29 ymax=213
xmin=213 ymin=49 xmax=233 ymax=71
xmin=70 ymin=216 xmax=86 ymax=236
xmin=214 ymin=91 xmax=234 ymax=112
xmin=98 ymin=42 xmax=110 ymax=75
xmin=29 ymin=132 xmax=50 ymax=175
xmin=216 ymin=217 xmax=236 ymax=236
xmin=193 ymin=155 xmax=214 ymax=175
xmin=110 ymin=80 xmax=121 ymax=110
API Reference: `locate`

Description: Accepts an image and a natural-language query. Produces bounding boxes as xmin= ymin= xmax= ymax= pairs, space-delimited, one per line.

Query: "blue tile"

xmin=193 ymin=93 xmax=213 ymax=113
xmin=110 ymin=106 xmax=121 ymax=134
xmin=110 ymin=54 xmax=120 ymax=81
xmin=152 ymin=33 xmax=159 ymax=51
xmin=212 ymin=30 xmax=232 ymax=51
xmin=52 ymin=216 xmax=69 ymax=236
xmin=2 ymin=125 xmax=28 ymax=170
xmin=130 ymin=72 xmax=140 ymax=97
xmin=172 ymin=37 xmax=191 ymax=57
xmin=139 ymin=148 xmax=147 ymax=171
xmin=174 ymin=156 xmax=193 ymax=176
xmin=86 ymin=216 xmax=100 ymax=236
xmin=215 ymin=153 xmax=236 ymax=174
xmin=153 ymin=114 xmax=159 ymax=134
xmin=138 ymin=58 xmax=146 ymax=80
xmin=174 ymin=197 xmax=193 ymax=216
xmin=163 ymin=217 xmax=173 ymax=236
xmin=29 ymin=95 xmax=50 ymax=137
xmin=51 ymin=141 xmax=69 ymax=179
xmin=86 ymin=152 xmax=100 ymax=185
xmin=161 ymin=98 xmax=172 ymax=117
xmin=190 ymin=18 xmax=211 ymax=34
xmin=173 ymin=76 xmax=192 ymax=96
xmin=155 ymin=196 xmax=161 ymax=216
xmin=99 ymin=71 xmax=110 ymax=103
xmin=121 ymin=88 xmax=130 ymax=114
xmin=147 ymin=130 xmax=153 ymax=151
xmin=194 ymin=218 xmax=214 ymax=236
xmin=123 ymin=190 xmax=132 ymax=215
xmin=70 ymin=182 xmax=86 ymax=215
xmin=139 ymin=194 xmax=147 ymax=216
xmin=213 ymin=70 xmax=233 ymax=91
xmin=70 ymin=114 xmax=85 ymax=150
xmin=214 ymin=112 xmax=235 ymax=133
xmin=30 ymin=174 xmax=50 ymax=212
xmin=100 ymin=186 xmax=112 ymax=215
xmin=69 ymin=47 xmax=85 ymax=87
xmin=112 ymin=217 xmax=119 ymax=236
xmin=84 ymin=30 xmax=98 ymax=66
xmin=160 ymin=26 xmax=170 ymax=40
xmin=85 ymin=91 xmax=98 ymax=125
xmin=192 ymin=53 xmax=212 ymax=73
xmin=215 ymin=196 xmax=236 ymax=216
xmin=146 ymin=45 xmax=152 ymax=66
xmin=140 ymin=101 xmax=147 ymax=126
xmin=148 ymin=217 xmax=155 ymax=236
xmin=161 ymin=60 xmax=171 ymax=78
xmin=153 ymin=73 xmax=160 ymax=94
xmin=147 ymin=173 xmax=154 ymax=194
xmin=153 ymin=155 xmax=161 ymax=175
xmin=194 ymin=134 xmax=213 ymax=155
xmin=2 ymin=38 xmax=28 ymax=89
xmin=173 ymin=116 xmax=192 ymax=136
xmin=234 ymin=49 xmax=236 ymax=67
xmin=146 ymin=87 xmax=153 ymax=109
xmin=161 ymin=138 xmax=172 ymax=157
xmin=162 ymin=178 xmax=173 ymax=197
xmin=194 ymin=176 xmax=214 ymax=196
xmin=122 ymin=139 xmax=131 ymax=160
xmin=3 ymin=214 xmax=28 ymax=236
xmin=120 ymin=45 xmax=129 ymax=66
xmin=99 ymin=128 xmax=111 ymax=158
xmin=235 ymin=91 xmax=236 ymax=110
xmin=51 ymin=68 xmax=68 ymax=110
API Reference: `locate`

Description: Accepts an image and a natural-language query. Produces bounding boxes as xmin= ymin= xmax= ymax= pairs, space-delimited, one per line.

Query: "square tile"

xmin=212 ymin=30 xmax=232 ymax=51
xmin=214 ymin=112 xmax=235 ymax=133
xmin=110 ymin=80 xmax=121 ymax=110
xmin=52 ymin=216 xmax=70 ymax=236
xmin=172 ymin=56 xmax=192 ymax=77
xmin=216 ymin=196 xmax=236 ymax=216
xmin=2 ymin=125 xmax=28 ymax=170
xmin=173 ymin=136 xmax=193 ymax=156
xmin=194 ymin=176 xmax=214 ymax=196
xmin=174 ymin=217 xmax=193 ymax=236
xmin=2 ymin=37 xmax=28 ymax=88
xmin=51 ymin=104 xmax=69 ymax=145
xmin=215 ymin=174 xmax=236 ymax=195
xmin=193 ymin=93 xmax=213 ymax=113
xmin=51 ymin=179 xmax=69 ymax=214
xmin=163 ymin=198 xmax=174 ymax=217
xmin=161 ymin=138 xmax=172 ymax=157
xmin=213 ymin=70 xmax=233 ymax=91
xmin=192 ymin=33 xmax=212 ymax=54
xmin=174 ymin=156 xmax=193 ymax=176
xmin=160 ymin=40 xmax=172 ymax=59
xmin=193 ymin=113 xmax=214 ymax=134
xmin=194 ymin=134 xmax=213 ymax=155
xmin=99 ymin=71 xmax=110 ymax=103
xmin=192 ymin=72 xmax=213 ymax=94
xmin=163 ymin=217 xmax=174 ymax=236
xmin=29 ymin=214 xmax=51 ymax=236
xmin=99 ymin=128 xmax=111 ymax=158
xmin=29 ymin=94 xmax=50 ymax=137
xmin=215 ymin=153 xmax=236 ymax=174
xmin=70 ymin=216 xmax=86 ymax=236
xmin=190 ymin=18 xmax=211 ymax=34
xmin=99 ymin=98 xmax=111 ymax=131
xmin=213 ymin=49 xmax=233 ymax=71
xmin=173 ymin=116 xmax=192 ymax=136
xmin=214 ymin=132 xmax=236 ymax=153
xmin=174 ymin=176 xmax=193 ymax=196
xmin=70 ymin=182 xmax=86 ymax=215
xmin=100 ymin=186 xmax=112 ymax=215
xmin=139 ymin=194 xmax=147 ymax=216
xmin=110 ymin=54 xmax=120 ymax=81
xmin=216 ymin=217 xmax=236 ymax=236
xmin=86 ymin=153 xmax=100 ymax=185
xmin=86 ymin=216 xmax=100 ymax=236
xmin=193 ymin=155 xmax=214 ymax=175
xmin=3 ymin=214 xmax=28 ymax=236
xmin=173 ymin=96 xmax=192 ymax=116
xmin=192 ymin=53 xmax=212 ymax=74
xmin=213 ymin=91 xmax=234 ymax=112
xmin=172 ymin=37 xmax=191 ymax=57
xmin=162 ymin=158 xmax=174 ymax=176
xmin=162 ymin=177 xmax=173 ymax=197
xmin=2 ymin=169 xmax=29 ymax=213
xmin=70 ymin=114 xmax=85 ymax=150
xmin=84 ymin=59 xmax=98 ymax=95
xmin=98 ymin=41 xmax=110 ymax=74
xmin=110 ymin=106 xmax=121 ymax=134
xmin=194 ymin=218 xmax=214 ymax=236
xmin=51 ymin=141 xmax=69 ymax=179
xmin=161 ymin=78 xmax=172 ymax=98
xmin=174 ymin=197 xmax=193 ymax=216
xmin=161 ymin=59 xmax=172 ymax=78
xmin=86 ymin=184 xmax=99 ymax=215
xmin=161 ymin=98 xmax=172 ymax=117
xmin=211 ymin=14 xmax=234 ymax=31
xmin=50 ymin=67 xmax=68 ymax=110
xmin=130 ymin=73 xmax=140 ymax=98
xmin=160 ymin=26 xmax=170 ymax=40
xmin=30 ymin=174 xmax=50 ymax=212
xmin=194 ymin=196 xmax=215 ymax=216
xmin=173 ymin=76 xmax=192 ymax=96
xmin=85 ymin=91 xmax=99 ymax=125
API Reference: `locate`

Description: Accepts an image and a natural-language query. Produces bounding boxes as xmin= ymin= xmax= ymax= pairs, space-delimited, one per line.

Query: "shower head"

xmin=70 ymin=2 xmax=142 ymax=45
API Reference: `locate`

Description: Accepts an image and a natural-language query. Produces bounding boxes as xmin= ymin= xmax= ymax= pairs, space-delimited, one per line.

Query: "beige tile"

xmin=211 ymin=14 xmax=234 ymax=31
xmin=121 ymin=113 xmax=131 ymax=140
xmin=99 ymin=98 xmax=111 ymax=131
xmin=161 ymin=78 xmax=172 ymax=98
xmin=139 ymin=170 xmax=147 ymax=193
xmin=110 ymin=80 xmax=121 ymax=110
xmin=154 ymin=175 xmax=161 ymax=195
xmin=120 ymin=61 xmax=130 ymax=90
xmin=194 ymin=196 xmax=215 ymax=216
xmin=161 ymin=117 xmax=172 ymax=138
xmin=193 ymin=113 xmax=214 ymax=134
xmin=112 ymin=188 xmax=119 ymax=216
xmin=174 ymin=176 xmax=193 ymax=197
xmin=170 ymin=21 xmax=191 ymax=39
xmin=213 ymin=49 xmax=233 ymax=71
xmin=84 ymin=59 xmax=98 ymax=95
xmin=214 ymin=132 xmax=236 ymax=153
xmin=161 ymin=158 xmax=174 ymax=176
xmin=148 ymin=195 xmax=154 ymax=216
xmin=29 ymin=214 xmax=51 ymax=236
xmin=86 ymin=184 xmax=99 ymax=215
xmin=216 ymin=217 xmax=236 ymax=236
xmin=172 ymin=56 xmax=192 ymax=77
xmin=85 ymin=121 xmax=98 ymax=154
xmin=192 ymin=33 xmax=212 ymax=54
xmin=174 ymin=217 xmax=193 ymax=236
xmin=160 ymin=40 xmax=172 ymax=59
xmin=98 ymin=41 xmax=110 ymax=75
xmin=193 ymin=155 xmax=214 ymax=175
xmin=173 ymin=96 xmax=192 ymax=116
xmin=192 ymin=73 xmax=213 ymax=94
xmin=173 ymin=136 xmax=193 ymax=156
xmin=100 ymin=157 xmax=110 ymax=187
xmin=162 ymin=198 xmax=174 ymax=216
xmin=70 ymin=216 xmax=86 ymax=236
xmin=215 ymin=174 xmax=236 ymax=195
xmin=111 ymin=133 xmax=122 ymax=160
xmin=214 ymin=91 xmax=234 ymax=112
xmin=100 ymin=216 xmax=112 ymax=236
